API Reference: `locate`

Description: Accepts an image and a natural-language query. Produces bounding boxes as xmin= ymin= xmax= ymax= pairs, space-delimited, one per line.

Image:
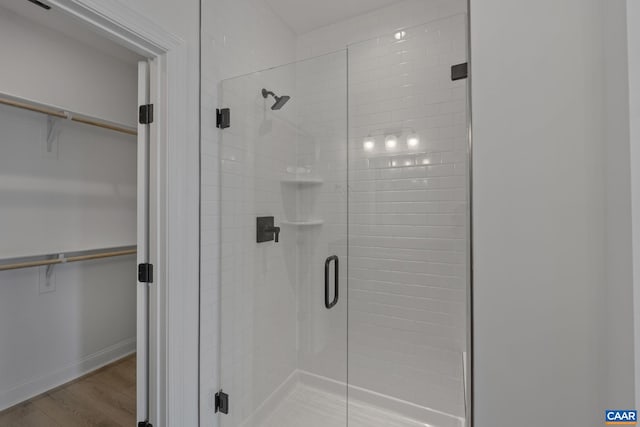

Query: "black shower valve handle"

xmin=257 ymin=216 xmax=281 ymax=243
xmin=266 ymin=225 xmax=281 ymax=243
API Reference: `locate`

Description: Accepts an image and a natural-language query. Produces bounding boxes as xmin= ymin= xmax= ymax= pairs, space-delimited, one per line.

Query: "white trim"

xmin=44 ymin=0 xmax=182 ymax=56
xmin=0 ymin=338 xmax=135 ymax=412
xmin=44 ymin=2 xmax=199 ymax=426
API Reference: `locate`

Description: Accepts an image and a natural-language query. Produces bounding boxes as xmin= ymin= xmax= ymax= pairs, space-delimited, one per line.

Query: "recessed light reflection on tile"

xmin=394 ymin=30 xmax=407 ymax=41
xmin=385 ymin=135 xmax=398 ymax=150
xmin=407 ymin=133 xmax=420 ymax=148
xmin=363 ymin=138 xmax=375 ymax=151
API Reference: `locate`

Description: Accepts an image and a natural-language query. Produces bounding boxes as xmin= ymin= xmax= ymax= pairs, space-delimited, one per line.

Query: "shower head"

xmin=262 ymin=88 xmax=291 ymax=110
xmin=271 ymin=95 xmax=290 ymax=110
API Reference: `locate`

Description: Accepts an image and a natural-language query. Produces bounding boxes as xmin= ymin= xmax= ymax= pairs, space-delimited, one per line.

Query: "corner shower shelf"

xmin=280 ymin=177 xmax=324 ymax=185
xmin=281 ymin=220 xmax=324 ymax=226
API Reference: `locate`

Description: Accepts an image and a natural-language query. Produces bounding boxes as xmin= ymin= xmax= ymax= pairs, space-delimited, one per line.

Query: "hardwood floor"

xmin=0 ymin=355 xmax=136 ymax=427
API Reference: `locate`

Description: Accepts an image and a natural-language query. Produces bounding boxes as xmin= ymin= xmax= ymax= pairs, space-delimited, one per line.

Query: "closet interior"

xmin=0 ymin=1 xmax=143 ymax=425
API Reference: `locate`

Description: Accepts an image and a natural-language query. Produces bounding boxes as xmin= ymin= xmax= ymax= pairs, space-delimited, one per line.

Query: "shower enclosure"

xmin=202 ymin=12 xmax=470 ymax=427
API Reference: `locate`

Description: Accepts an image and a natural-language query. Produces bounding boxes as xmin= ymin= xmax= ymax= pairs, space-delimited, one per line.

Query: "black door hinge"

xmin=138 ymin=422 xmax=152 ymax=427
xmin=138 ymin=263 xmax=154 ymax=283
xmin=451 ymin=62 xmax=468 ymax=81
xmin=216 ymin=108 xmax=230 ymax=129
xmin=215 ymin=390 xmax=229 ymax=414
xmin=139 ymin=104 xmax=154 ymax=124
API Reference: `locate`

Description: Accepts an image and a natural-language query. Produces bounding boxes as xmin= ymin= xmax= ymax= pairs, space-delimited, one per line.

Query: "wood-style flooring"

xmin=0 ymin=354 xmax=136 ymax=427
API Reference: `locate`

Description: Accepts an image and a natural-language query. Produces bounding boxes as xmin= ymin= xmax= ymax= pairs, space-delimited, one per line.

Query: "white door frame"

xmin=47 ymin=1 xmax=199 ymax=425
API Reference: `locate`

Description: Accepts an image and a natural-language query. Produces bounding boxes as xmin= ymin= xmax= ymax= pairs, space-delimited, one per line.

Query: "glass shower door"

xmin=218 ymin=51 xmax=348 ymax=427
xmin=347 ymin=14 xmax=470 ymax=427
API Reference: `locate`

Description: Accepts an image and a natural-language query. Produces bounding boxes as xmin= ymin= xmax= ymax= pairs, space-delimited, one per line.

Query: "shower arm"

xmin=262 ymin=89 xmax=276 ymax=99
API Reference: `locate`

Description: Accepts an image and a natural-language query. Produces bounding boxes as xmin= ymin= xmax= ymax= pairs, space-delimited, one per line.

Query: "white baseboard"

xmin=0 ymin=337 xmax=136 ymax=411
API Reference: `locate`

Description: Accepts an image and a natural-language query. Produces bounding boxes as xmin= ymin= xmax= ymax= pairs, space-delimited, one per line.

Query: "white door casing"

xmin=47 ymin=1 xmax=199 ymax=425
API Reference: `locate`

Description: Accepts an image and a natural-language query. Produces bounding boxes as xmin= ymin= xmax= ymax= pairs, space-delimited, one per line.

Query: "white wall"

xmin=629 ymin=0 xmax=640 ymax=412
xmin=0 ymin=104 xmax=137 ymax=258
xmin=603 ymin=0 xmax=635 ymax=410
xmin=0 ymin=6 xmax=138 ymax=127
xmin=472 ymin=0 xmax=635 ymax=425
xmin=0 ymin=10 xmax=138 ymax=409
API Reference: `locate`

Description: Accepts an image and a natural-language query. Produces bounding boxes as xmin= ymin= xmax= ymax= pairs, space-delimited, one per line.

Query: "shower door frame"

xmin=215 ymin=50 xmax=351 ymax=427
xmin=465 ymin=3 xmax=474 ymax=427
xmin=213 ymin=13 xmax=474 ymax=424
xmin=345 ymin=14 xmax=473 ymax=426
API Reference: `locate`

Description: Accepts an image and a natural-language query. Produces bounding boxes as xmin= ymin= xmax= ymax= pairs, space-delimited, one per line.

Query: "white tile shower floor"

xmin=259 ymin=383 xmax=441 ymax=427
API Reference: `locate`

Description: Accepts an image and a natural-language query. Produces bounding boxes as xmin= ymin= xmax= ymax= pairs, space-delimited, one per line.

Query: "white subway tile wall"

xmin=218 ymin=52 xmax=350 ymax=425
xmin=219 ymin=69 xmax=302 ymax=427
xmin=201 ymin=0 xmax=468 ymax=425
xmin=296 ymin=0 xmax=467 ymax=60
xmin=294 ymin=51 xmax=349 ymax=384
xmin=346 ymin=14 xmax=468 ymax=418
xmin=200 ymin=1 xmax=297 ymax=425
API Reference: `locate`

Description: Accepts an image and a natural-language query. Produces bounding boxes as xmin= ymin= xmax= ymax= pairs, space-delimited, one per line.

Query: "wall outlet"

xmin=38 ymin=265 xmax=56 ymax=294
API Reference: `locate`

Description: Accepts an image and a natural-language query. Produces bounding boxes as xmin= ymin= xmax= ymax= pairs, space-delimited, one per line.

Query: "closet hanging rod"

xmin=0 ymin=94 xmax=137 ymax=136
xmin=0 ymin=246 xmax=137 ymax=272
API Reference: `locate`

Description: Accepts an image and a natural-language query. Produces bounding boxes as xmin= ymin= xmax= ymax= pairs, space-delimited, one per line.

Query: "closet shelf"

xmin=281 ymin=220 xmax=324 ymax=226
xmin=280 ymin=177 xmax=323 ymax=185
xmin=0 ymin=246 xmax=137 ymax=272
xmin=0 ymin=93 xmax=137 ymax=136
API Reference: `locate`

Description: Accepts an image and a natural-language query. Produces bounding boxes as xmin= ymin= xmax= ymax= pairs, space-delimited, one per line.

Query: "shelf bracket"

xmin=45 ymin=263 xmax=55 ymax=279
xmin=46 ymin=116 xmax=60 ymax=153
xmin=46 ymin=253 xmax=65 ymax=276
xmin=46 ymin=112 xmax=71 ymax=154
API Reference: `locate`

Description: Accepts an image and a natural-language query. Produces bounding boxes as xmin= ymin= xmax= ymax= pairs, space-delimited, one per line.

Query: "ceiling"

xmin=265 ymin=0 xmax=406 ymax=34
xmin=2 ymin=0 xmax=408 ymax=55
xmin=0 ymin=0 xmax=143 ymax=64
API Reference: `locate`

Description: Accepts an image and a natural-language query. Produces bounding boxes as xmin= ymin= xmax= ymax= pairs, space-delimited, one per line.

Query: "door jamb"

xmin=46 ymin=1 xmax=198 ymax=425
